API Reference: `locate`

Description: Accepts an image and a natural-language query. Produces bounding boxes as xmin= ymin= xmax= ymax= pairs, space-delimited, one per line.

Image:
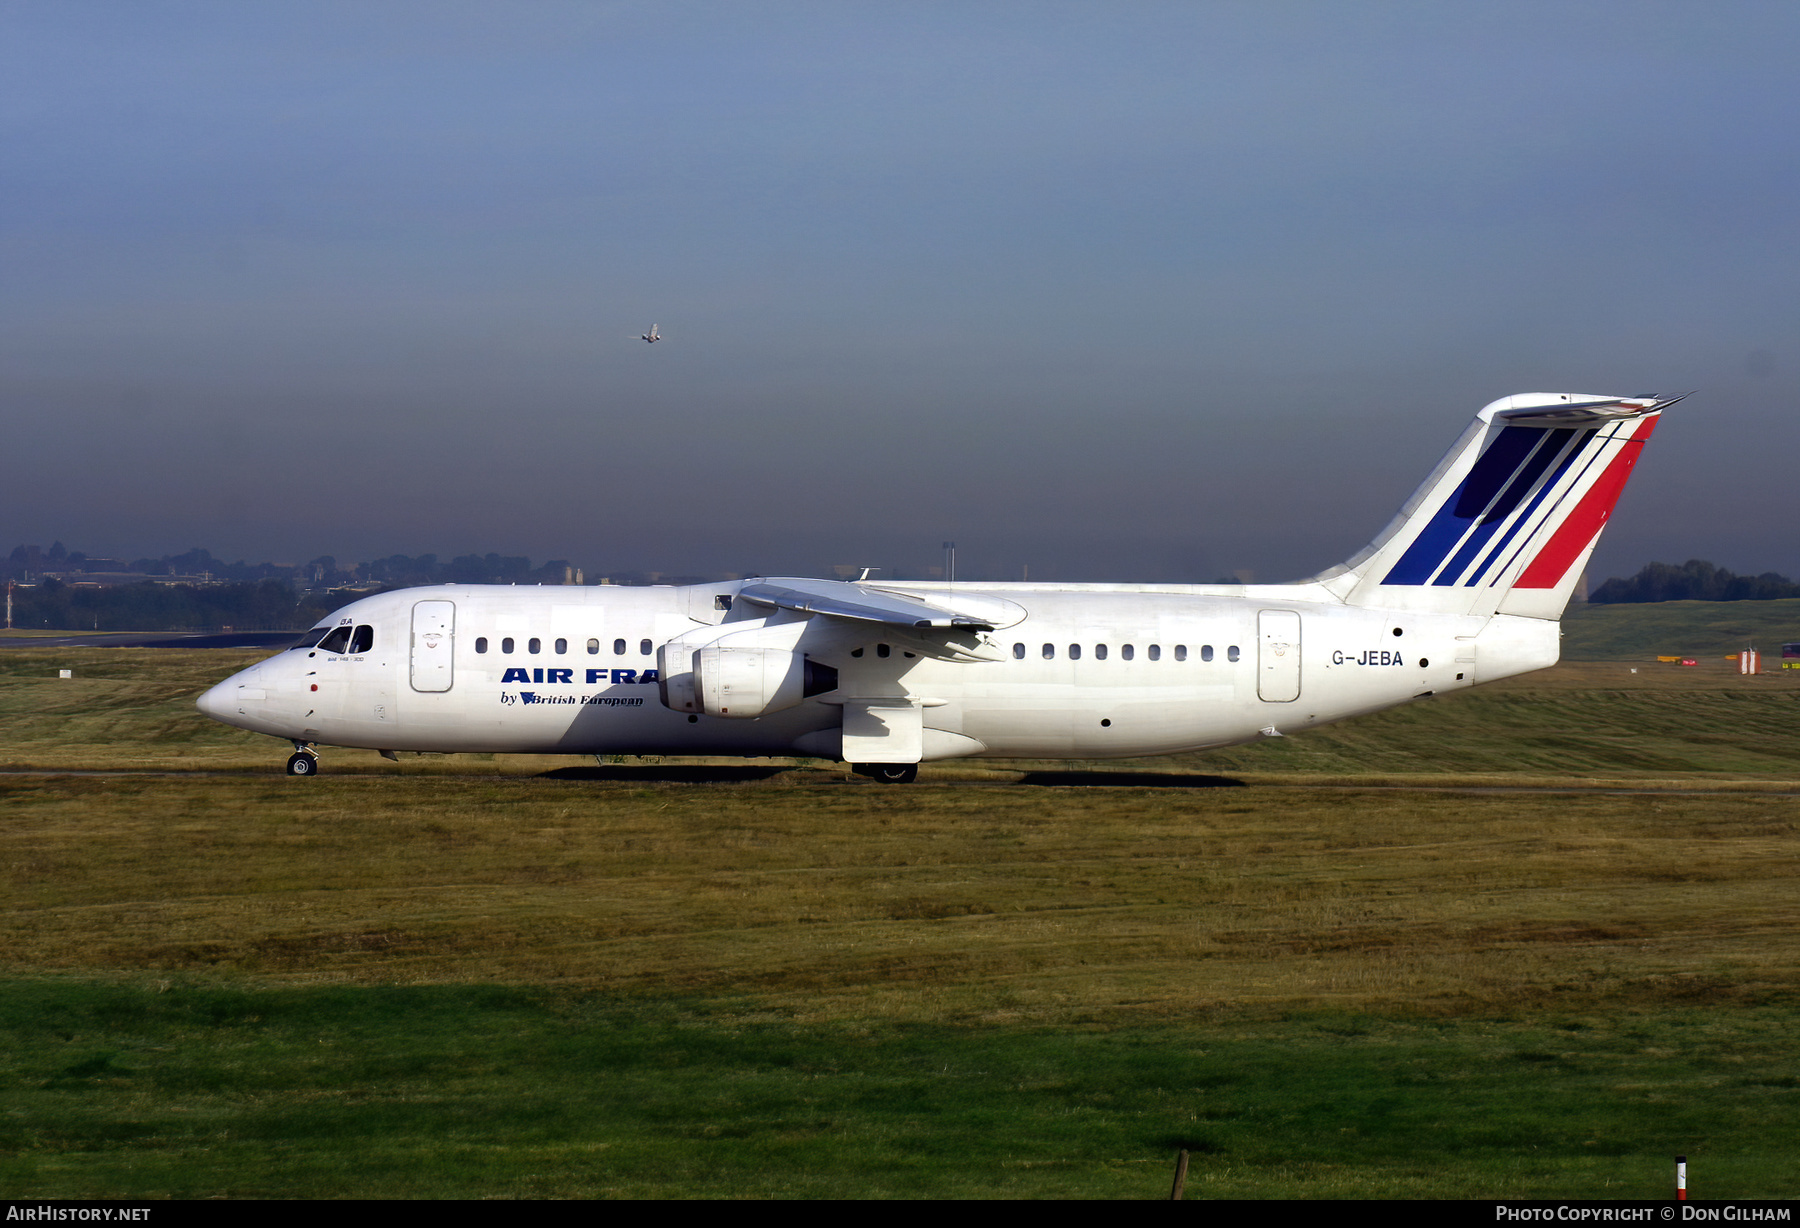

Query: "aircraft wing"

xmin=737 ymin=579 xmax=996 ymax=629
xmin=735 ymin=579 xmax=1015 ymax=662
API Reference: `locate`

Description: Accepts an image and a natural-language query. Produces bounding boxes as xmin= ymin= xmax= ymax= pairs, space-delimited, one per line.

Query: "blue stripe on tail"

xmin=1381 ymin=426 xmax=1545 ymax=586
xmin=1431 ymin=428 xmax=1581 ymax=586
xmin=1465 ymin=428 xmax=1596 ymax=587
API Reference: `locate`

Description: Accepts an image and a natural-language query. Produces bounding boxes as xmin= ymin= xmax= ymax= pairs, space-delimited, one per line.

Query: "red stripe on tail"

xmin=1514 ymin=415 xmax=1659 ymax=589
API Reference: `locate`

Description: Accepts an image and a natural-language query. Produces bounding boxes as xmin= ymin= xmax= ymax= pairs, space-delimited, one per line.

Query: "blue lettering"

xmin=642 ymin=669 xmax=659 ymax=684
xmin=613 ymin=669 xmax=637 ymax=684
xmin=533 ymin=668 xmax=544 ymax=683
xmin=548 ymin=668 xmax=573 ymax=684
xmin=586 ymin=669 xmax=603 ymax=684
xmin=502 ymin=668 xmax=530 ymax=683
xmin=520 ymin=692 xmax=538 ymax=704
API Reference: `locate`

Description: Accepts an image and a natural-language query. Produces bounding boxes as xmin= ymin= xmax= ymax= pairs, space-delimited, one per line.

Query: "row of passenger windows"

xmin=465 ymin=635 xmax=1242 ymax=661
xmin=296 ymin=622 xmax=1241 ymax=667
xmin=473 ymin=636 xmax=654 ymax=656
xmin=1014 ymin=642 xmax=1239 ymax=662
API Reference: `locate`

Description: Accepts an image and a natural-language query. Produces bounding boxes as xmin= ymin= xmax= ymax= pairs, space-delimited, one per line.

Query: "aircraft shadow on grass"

xmin=537 ymin=765 xmax=1246 ymax=788
xmin=538 ymin=765 xmax=794 ymax=783
xmin=1011 ymin=770 xmax=1246 ymax=789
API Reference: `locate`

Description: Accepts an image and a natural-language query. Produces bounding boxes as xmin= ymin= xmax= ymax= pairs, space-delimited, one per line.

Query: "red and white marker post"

xmin=1677 ymin=1154 xmax=1687 ymax=1201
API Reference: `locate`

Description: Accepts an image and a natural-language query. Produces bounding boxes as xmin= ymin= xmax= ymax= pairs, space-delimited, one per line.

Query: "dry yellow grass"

xmin=5 ymin=774 xmax=1796 ymax=1025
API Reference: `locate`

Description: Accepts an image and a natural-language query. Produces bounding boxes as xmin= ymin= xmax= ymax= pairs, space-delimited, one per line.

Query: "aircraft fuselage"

xmin=198 ymin=580 xmax=1555 ymax=762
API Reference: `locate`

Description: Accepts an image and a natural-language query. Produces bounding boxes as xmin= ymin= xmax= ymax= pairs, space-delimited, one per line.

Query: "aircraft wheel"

xmin=856 ymin=763 xmax=918 ymax=784
xmin=286 ymin=752 xmax=318 ymax=777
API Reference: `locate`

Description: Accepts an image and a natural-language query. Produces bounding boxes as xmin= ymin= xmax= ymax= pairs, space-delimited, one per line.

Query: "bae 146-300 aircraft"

xmin=198 ymin=391 xmax=1676 ymax=782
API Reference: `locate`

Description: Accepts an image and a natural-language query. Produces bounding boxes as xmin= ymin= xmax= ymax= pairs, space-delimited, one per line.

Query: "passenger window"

xmin=349 ymin=625 xmax=373 ymax=654
xmin=528 ymin=637 xmax=542 ymax=655
xmin=319 ymin=627 xmax=352 ymax=654
xmin=502 ymin=637 xmax=515 ymax=654
xmin=555 ymin=638 xmax=568 ymax=655
xmin=1175 ymin=645 xmax=1187 ymax=661
xmin=614 ymin=638 xmax=626 ymax=655
xmin=1121 ymin=644 xmax=1133 ymax=660
xmin=1069 ymin=644 xmax=1081 ymax=660
xmin=1042 ymin=643 xmax=1055 ymax=659
xmin=1013 ymin=643 xmax=1025 ymax=659
xmin=640 ymin=638 xmax=652 ymax=656
xmin=1228 ymin=645 xmax=1241 ymax=662
xmin=587 ymin=638 xmax=600 ymax=654
xmin=475 ymin=637 xmax=488 ymax=654
xmin=1095 ymin=644 xmax=1107 ymax=660
xmin=1202 ymin=645 xmax=1214 ymax=662
xmin=877 ymin=644 xmax=891 ymax=658
xmin=1148 ymin=644 xmax=1161 ymax=661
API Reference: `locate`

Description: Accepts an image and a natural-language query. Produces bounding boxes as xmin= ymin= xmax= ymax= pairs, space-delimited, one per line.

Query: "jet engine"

xmin=658 ymin=621 xmax=838 ymax=718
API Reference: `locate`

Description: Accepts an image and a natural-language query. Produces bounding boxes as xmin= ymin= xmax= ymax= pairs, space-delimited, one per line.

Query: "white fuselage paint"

xmin=197 ymin=579 xmax=1557 ymax=762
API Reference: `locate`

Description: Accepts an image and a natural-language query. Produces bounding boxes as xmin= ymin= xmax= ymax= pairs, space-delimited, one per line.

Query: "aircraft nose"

xmin=196 ymin=679 xmax=234 ymax=721
xmin=197 ymin=665 xmax=264 ymax=725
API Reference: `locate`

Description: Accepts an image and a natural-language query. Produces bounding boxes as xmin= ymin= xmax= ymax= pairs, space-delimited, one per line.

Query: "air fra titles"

xmin=501 ymin=668 xmax=659 ymax=685
xmin=1332 ymin=650 xmax=1406 ymax=666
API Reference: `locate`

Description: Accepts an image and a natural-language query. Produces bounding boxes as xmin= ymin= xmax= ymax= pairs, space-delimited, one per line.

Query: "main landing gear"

xmin=852 ymin=762 xmax=918 ymax=784
xmin=285 ymin=741 xmax=319 ymax=777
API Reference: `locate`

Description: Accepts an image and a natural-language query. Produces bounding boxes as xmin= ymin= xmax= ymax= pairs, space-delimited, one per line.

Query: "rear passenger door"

xmin=1257 ymin=609 xmax=1301 ymax=703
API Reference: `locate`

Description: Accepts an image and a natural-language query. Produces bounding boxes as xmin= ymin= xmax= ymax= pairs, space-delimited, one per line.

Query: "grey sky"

xmin=3 ymin=2 xmax=1796 ymax=583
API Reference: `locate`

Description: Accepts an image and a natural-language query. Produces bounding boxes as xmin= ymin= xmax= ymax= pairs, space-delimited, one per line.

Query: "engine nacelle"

xmin=658 ymin=621 xmax=838 ymax=718
xmin=696 ymin=644 xmax=805 ymax=718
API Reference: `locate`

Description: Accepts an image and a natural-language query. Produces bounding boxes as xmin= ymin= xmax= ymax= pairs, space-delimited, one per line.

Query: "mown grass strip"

xmin=2 ymin=980 xmax=1795 ymax=1199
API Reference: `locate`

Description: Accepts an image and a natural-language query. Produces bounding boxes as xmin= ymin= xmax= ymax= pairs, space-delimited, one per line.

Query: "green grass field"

xmin=2 ymin=602 xmax=1798 ymax=1198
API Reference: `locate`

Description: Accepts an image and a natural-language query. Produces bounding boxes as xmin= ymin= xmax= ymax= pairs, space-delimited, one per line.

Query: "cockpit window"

xmin=291 ymin=627 xmax=332 ymax=650
xmin=318 ymin=627 xmax=353 ymax=654
xmin=349 ymin=625 xmax=374 ymax=654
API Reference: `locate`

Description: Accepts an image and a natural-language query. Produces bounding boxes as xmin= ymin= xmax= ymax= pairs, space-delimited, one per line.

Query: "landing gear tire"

xmin=286 ymin=752 xmax=318 ymax=777
xmin=854 ymin=762 xmax=918 ymax=784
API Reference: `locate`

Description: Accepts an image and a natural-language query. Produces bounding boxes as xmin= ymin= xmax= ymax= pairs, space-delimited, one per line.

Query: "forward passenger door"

xmin=411 ymin=600 xmax=456 ymax=693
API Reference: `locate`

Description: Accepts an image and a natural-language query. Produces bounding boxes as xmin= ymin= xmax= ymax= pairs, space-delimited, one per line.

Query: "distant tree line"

xmin=1590 ymin=559 xmax=1800 ymax=603
xmin=1 ymin=541 xmax=673 ymax=631
xmin=6 ymin=542 xmax=582 ymax=589
xmin=5 ymin=579 xmax=346 ymax=633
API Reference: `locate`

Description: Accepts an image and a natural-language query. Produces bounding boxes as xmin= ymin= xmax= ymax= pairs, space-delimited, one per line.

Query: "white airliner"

xmin=640 ymin=324 xmax=661 ymax=343
xmin=199 ymin=392 xmax=1675 ymax=781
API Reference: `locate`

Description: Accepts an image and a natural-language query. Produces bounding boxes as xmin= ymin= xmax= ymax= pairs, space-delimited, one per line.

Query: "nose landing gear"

xmin=285 ymin=741 xmax=319 ymax=777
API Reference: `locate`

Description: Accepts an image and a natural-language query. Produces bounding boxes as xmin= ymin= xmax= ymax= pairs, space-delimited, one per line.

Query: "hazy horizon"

xmin=5 ymin=4 xmax=1796 ymax=585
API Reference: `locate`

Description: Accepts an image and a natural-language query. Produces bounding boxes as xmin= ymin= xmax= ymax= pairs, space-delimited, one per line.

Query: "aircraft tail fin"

xmin=1316 ymin=393 xmax=1679 ymax=620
